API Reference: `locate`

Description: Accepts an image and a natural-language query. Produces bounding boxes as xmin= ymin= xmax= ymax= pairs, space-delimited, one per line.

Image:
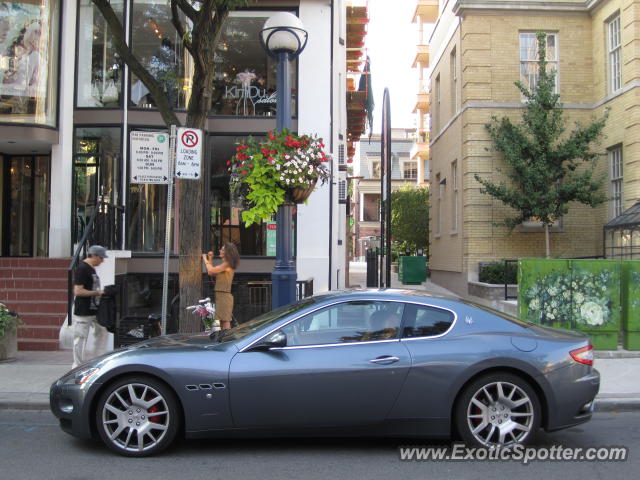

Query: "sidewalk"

xmin=0 ymin=264 xmax=638 ymax=412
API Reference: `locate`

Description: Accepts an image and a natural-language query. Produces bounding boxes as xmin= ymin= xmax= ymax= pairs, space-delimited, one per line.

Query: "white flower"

xmin=580 ymin=301 xmax=606 ymax=326
xmin=530 ymin=298 xmax=540 ymax=311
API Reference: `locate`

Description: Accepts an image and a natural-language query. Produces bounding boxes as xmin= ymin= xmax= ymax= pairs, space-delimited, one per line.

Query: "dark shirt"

xmin=73 ymin=261 xmax=101 ymax=316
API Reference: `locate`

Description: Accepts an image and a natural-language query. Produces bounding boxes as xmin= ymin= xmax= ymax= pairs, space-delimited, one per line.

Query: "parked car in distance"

xmin=50 ymin=289 xmax=599 ymax=456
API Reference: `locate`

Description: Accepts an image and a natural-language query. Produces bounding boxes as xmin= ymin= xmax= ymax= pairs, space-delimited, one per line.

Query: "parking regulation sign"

xmin=130 ymin=131 xmax=170 ymax=184
xmin=175 ymin=127 xmax=202 ymax=180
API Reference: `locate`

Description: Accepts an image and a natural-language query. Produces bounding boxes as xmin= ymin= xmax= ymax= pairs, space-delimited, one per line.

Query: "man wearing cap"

xmin=72 ymin=245 xmax=107 ymax=368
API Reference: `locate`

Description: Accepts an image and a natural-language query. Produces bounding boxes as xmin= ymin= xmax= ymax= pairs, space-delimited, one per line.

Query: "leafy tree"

xmin=92 ymin=0 xmax=249 ymax=332
xmin=475 ymin=32 xmax=608 ymax=258
xmin=391 ymin=185 xmax=429 ymax=257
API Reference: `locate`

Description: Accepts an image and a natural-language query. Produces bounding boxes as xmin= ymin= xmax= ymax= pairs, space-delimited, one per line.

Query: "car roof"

xmin=309 ymin=288 xmax=461 ymax=304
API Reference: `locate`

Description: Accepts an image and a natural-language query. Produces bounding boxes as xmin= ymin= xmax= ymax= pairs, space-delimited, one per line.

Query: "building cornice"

xmin=453 ymin=0 xmax=605 ymax=16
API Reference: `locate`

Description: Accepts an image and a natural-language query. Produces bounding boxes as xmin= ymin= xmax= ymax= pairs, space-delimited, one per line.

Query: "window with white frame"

xmin=450 ymin=48 xmax=457 ymax=113
xmin=435 ymin=173 xmax=442 ymax=235
xmin=434 ymin=74 xmax=440 ymax=132
xmin=403 ymin=161 xmax=418 ymax=180
xmin=608 ymin=14 xmax=622 ymax=93
xmin=520 ymin=32 xmax=558 ymax=93
xmin=451 ymin=160 xmax=458 ymax=231
xmin=370 ymin=159 xmax=381 ymax=179
xmin=609 ymin=146 xmax=624 ymax=218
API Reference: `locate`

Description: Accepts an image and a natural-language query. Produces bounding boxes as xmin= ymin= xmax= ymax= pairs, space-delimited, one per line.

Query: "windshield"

xmin=217 ymin=297 xmax=317 ymax=342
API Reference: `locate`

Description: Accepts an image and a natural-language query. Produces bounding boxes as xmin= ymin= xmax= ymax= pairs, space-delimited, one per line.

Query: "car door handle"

xmin=369 ymin=356 xmax=400 ymax=365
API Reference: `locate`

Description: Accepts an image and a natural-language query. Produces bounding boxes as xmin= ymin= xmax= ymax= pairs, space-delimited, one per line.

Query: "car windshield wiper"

xmin=209 ymin=329 xmax=229 ymax=342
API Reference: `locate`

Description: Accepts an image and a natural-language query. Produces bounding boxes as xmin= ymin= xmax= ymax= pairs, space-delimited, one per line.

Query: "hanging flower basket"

xmin=229 ymin=129 xmax=330 ymax=226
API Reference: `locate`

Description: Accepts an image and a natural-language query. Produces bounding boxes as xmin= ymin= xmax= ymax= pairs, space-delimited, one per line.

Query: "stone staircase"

xmin=0 ymin=258 xmax=69 ymax=351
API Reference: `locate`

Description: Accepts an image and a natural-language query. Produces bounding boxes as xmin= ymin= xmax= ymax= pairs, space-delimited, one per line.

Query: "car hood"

xmin=123 ymin=332 xmax=221 ymax=350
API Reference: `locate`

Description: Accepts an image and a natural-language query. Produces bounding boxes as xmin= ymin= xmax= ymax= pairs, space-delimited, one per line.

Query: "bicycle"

xmin=186 ymin=297 xmax=220 ymax=333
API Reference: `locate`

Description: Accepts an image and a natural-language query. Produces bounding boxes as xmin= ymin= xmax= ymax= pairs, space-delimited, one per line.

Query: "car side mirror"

xmin=251 ymin=331 xmax=287 ymax=351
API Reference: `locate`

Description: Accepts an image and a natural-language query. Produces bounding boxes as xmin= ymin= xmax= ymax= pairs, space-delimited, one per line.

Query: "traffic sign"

xmin=175 ymin=127 xmax=202 ymax=180
xmin=130 ymin=131 xmax=169 ymax=184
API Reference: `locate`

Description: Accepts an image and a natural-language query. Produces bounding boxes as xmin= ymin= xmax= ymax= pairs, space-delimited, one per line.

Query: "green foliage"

xmin=475 ymin=32 xmax=607 ymax=235
xmin=390 ymin=185 xmax=429 ymax=256
xmin=0 ymin=303 xmax=20 ymax=338
xmin=230 ymin=129 xmax=330 ymax=226
xmin=479 ymin=262 xmax=518 ymax=285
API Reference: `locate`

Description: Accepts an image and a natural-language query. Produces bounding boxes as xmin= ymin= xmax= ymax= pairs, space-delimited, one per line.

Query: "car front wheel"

xmin=95 ymin=376 xmax=180 ymax=456
xmin=455 ymin=373 xmax=541 ymax=448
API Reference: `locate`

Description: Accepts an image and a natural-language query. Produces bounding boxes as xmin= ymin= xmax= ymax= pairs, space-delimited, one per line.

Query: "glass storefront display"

xmin=1 ymin=155 xmax=49 ymax=256
xmin=128 ymin=5 xmax=296 ymax=116
xmin=76 ymin=0 xmax=124 ymax=107
xmin=0 ymin=0 xmax=60 ymax=125
xmin=208 ymin=135 xmax=274 ymax=256
xmin=130 ymin=0 xmax=189 ymax=109
xmin=72 ymin=127 xmax=122 ymax=247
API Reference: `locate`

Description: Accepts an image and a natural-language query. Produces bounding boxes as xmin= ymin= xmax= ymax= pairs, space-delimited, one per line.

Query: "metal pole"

xmin=272 ymin=51 xmax=297 ymax=308
xmin=384 ymin=90 xmax=392 ymax=288
xmin=161 ymin=125 xmax=176 ymax=334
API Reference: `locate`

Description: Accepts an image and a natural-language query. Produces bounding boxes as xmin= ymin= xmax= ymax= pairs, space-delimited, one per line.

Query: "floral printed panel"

xmin=622 ymin=261 xmax=640 ymax=331
xmin=519 ymin=259 xmax=572 ymax=329
xmin=570 ymin=260 xmax=621 ymax=332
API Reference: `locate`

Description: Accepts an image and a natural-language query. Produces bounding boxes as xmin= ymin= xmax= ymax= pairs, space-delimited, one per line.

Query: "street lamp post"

xmin=260 ymin=13 xmax=308 ymax=308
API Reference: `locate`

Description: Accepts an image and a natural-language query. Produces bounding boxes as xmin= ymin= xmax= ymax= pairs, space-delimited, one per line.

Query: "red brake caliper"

xmin=148 ymin=405 xmax=160 ymax=423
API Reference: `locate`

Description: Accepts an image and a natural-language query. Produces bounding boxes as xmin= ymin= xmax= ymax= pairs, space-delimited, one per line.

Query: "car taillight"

xmin=570 ymin=344 xmax=594 ymax=366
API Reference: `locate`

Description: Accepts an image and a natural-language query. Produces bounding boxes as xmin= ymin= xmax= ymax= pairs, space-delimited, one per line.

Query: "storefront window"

xmin=128 ymin=6 xmax=296 ymax=116
xmin=0 ymin=0 xmax=60 ymax=126
xmin=130 ymin=0 xmax=189 ymax=109
xmin=211 ymin=11 xmax=296 ymax=116
xmin=208 ymin=135 xmax=272 ymax=255
xmin=76 ymin=0 xmax=124 ymax=107
xmin=73 ymin=127 xmax=122 ymax=248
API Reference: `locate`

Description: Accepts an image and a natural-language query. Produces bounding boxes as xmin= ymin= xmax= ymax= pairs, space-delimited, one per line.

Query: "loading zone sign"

xmin=175 ymin=128 xmax=202 ymax=180
xmin=130 ymin=131 xmax=169 ymax=184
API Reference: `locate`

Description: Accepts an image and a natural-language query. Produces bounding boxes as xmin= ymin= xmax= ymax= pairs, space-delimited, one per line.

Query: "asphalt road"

xmin=1 ymin=409 xmax=638 ymax=480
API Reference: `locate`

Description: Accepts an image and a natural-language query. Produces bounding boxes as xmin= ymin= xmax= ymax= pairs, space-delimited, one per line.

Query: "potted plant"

xmin=0 ymin=302 xmax=20 ymax=361
xmin=229 ymin=129 xmax=330 ymax=226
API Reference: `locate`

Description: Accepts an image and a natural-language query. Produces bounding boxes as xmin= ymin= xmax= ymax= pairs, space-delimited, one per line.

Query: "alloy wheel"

xmin=465 ymin=380 xmax=535 ymax=447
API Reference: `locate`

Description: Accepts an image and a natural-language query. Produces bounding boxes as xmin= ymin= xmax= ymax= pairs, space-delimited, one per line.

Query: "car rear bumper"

xmin=49 ymin=380 xmax=95 ymax=440
xmin=544 ymin=367 xmax=600 ymax=432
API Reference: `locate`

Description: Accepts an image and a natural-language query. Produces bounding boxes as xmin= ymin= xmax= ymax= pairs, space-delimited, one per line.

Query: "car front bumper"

xmin=50 ymin=379 xmax=99 ymax=440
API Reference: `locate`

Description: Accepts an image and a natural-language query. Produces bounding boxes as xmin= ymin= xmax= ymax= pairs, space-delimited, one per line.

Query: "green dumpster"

xmin=398 ymin=256 xmax=427 ymax=284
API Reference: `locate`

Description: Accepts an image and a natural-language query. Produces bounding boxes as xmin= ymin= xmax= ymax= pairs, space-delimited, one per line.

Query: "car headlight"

xmin=64 ymin=367 xmax=100 ymax=385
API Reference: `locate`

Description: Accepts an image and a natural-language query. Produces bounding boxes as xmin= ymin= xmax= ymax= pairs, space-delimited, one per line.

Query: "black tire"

xmin=455 ymin=372 xmax=541 ymax=448
xmin=95 ymin=375 xmax=180 ymax=457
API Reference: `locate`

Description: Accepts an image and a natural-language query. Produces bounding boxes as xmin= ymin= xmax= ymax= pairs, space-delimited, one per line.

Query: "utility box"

xmin=398 ymin=256 xmax=427 ymax=285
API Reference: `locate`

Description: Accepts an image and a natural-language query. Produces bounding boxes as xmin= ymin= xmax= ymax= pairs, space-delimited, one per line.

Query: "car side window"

xmin=280 ymin=301 xmax=404 ymax=347
xmin=401 ymin=304 xmax=455 ymax=338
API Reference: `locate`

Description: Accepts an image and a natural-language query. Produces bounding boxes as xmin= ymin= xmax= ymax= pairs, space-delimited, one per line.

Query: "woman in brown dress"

xmin=202 ymin=242 xmax=240 ymax=330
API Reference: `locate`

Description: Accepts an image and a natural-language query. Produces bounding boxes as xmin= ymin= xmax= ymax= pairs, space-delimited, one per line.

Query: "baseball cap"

xmin=88 ymin=245 xmax=108 ymax=258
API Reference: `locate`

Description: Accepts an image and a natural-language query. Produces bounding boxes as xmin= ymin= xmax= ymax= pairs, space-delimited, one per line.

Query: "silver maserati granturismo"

xmin=50 ymin=289 xmax=599 ymax=456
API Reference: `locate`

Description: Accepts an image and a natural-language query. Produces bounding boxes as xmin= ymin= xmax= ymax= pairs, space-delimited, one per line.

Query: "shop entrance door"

xmin=1 ymin=155 xmax=50 ymax=257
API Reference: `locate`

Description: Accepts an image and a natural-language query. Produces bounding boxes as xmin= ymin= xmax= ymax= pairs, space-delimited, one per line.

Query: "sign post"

xmin=160 ymin=126 xmax=177 ymax=334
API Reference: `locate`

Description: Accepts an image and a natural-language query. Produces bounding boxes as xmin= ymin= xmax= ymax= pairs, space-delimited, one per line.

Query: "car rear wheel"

xmin=455 ymin=373 xmax=541 ymax=448
xmin=95 ymin=376 xmax=180 ymax=457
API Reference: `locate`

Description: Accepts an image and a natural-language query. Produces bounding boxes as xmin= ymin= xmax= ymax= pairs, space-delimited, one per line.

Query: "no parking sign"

xmin=175 ymin=127 xmax=202 ymax=180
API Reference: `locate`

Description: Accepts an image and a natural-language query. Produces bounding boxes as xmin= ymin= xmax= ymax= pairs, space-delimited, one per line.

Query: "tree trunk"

xmin=544 ymin=223 xmax=551 ymax=259
xmin=177 ymin=10 xmax=223 ymax=333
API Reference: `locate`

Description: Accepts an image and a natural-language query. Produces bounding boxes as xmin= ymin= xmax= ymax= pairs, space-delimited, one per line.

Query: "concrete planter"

xmin=468 ymin=281 xmax=517 ymax=302
xmin=0 ymin=329 xmax=17 ymax=362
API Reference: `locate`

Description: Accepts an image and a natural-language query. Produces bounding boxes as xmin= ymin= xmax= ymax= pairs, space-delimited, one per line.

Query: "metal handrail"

xmin=67 ymin=207 xmax=100 ymax=326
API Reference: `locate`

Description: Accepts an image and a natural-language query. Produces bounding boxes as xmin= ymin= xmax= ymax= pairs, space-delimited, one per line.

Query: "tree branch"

xmin=92 ymin=0 xmax=180 ymax=127
xmin=174 ymin=0 xmax=199 ymax=23
xmin=171 ymin=0 xmax=195 ymax=58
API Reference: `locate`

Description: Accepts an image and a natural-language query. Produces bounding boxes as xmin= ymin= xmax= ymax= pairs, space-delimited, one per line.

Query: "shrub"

xmin=479 ymin=262 xmax=518 ymax=285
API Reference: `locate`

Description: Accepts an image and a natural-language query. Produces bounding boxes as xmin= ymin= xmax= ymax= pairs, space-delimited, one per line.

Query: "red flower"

xmin=241 ymin=170 xmax=247 ymax=175
xmin=226 ymin=160 xmax=231 ymax=165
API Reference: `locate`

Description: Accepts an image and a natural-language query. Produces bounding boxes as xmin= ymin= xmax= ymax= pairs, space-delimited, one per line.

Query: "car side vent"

xmin=213 ymin=383 xmax=226 ymax=389
xmin=198 ymin=384 xmax=213 ymax=390
xmin=185 ymin=385 xmax=198 ymax=391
